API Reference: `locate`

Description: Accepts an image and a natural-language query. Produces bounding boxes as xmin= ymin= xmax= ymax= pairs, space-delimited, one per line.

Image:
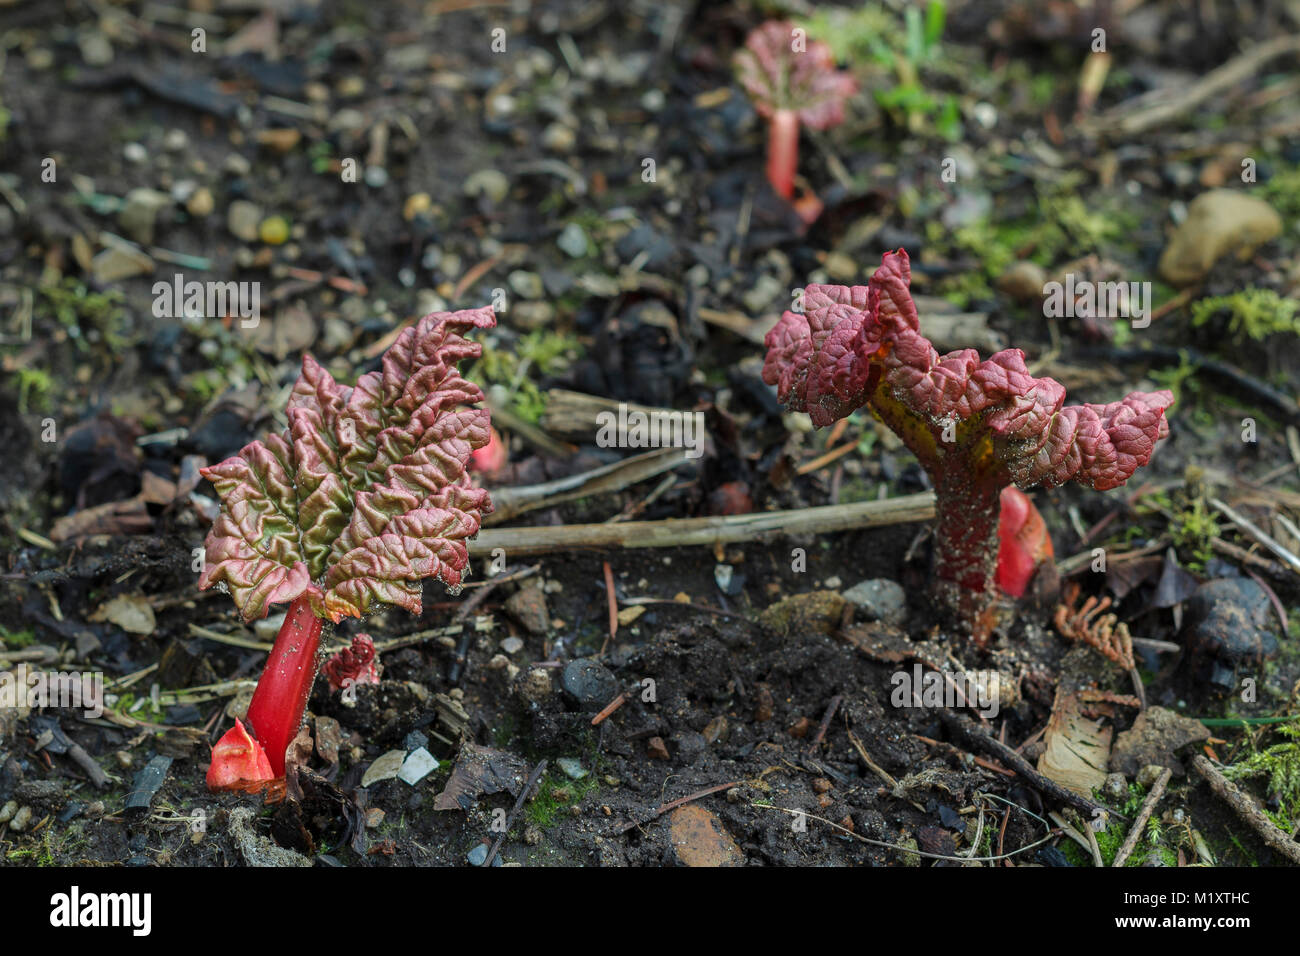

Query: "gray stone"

xmin=227 ymin=199 xmax=263 ymax=242
xmin=561 ymin=658 xmax=617 ymax=709
xmin=556 ymin=757 xmax=588 ymax=780
xmin=841 ymin=578 xmax=908 ymax=627
xmin=397 ymin=747 xmax=439 ymax=786
xmin=1102 ymin=772 xmax=1128 ymax=800
xmin=742 ymin=273 xmax=784 ymax=314
xmin=557 ymin=222 xmax=589 ymax=258
xmin=508 ymin=270 xmax=544 ymax=300
xmin=505 ymin=583 xmax=549 ymax=635
xmin=118 ymin=188 xmax=172 ymax=245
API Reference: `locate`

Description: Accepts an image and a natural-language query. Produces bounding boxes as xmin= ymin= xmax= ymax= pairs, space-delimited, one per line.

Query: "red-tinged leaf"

xmin=762 ymin=250 xmax=1173 ymax=492
xmin=199 ymin=308 xmax=495 ymax=621
xmin=734 ymin=21 xmax=856 ymax=129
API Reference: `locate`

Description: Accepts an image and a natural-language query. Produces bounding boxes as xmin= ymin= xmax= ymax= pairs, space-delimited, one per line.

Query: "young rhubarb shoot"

xmin=323 ymin=634 xmax=381 ymax=693
xmin=199 ymin=307 xmax=495 ymax=789
xmin=734 ymin=21 xmax=856 ymax=201
xmin=763 ymin=250 xmax=1172 ymax=644
xmin=996 ymin=486 xmax=1053 ymax=599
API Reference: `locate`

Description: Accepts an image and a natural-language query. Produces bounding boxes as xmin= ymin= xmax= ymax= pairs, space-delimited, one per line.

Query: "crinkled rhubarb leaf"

xmin=734 ymin=20 xmax=857 ymax=129
xmin=762 ymin=250 xmax=1173 ymax=492
xmin=199 ymin=308 xmax=495 ymax=622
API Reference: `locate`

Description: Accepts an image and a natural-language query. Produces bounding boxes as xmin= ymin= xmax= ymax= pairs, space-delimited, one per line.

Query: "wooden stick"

xmin=481 ymin=759 xmax=547 ymax=868
xmin=1192 ymin=754 xmax=1300 ymax=864
xmin=1112 ymin=766 xmax=1171 ymax=867
xmin=470 ymin=492 xmax=936 ymax=556
xmin=601 ymin=560 xmax=617 ymax=653
xmin=1210 ymin=498 xmax=1300 ymax=576
xmin=939 ymin=711 xmax=1116 ymax=821
xmin=615 ymin=780 xmax=740 ymax=834
xmin=485 ymin=447 xmax=690 ymax=525
xmin=591 ymin=691 xmax=628 ymax=726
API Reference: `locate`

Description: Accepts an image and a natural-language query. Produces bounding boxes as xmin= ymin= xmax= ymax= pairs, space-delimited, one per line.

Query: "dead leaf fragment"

xmin=90 ymin=594 xmax=156 ymax=636
xmin=1038 ymin=689 xmax=1113 ymax=796
xmin=435 ymin=743 xmax=529 ymax=811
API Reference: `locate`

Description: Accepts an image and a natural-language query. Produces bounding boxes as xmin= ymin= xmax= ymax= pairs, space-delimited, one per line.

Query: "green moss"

xmin=0 ymin=625 xmax=37 ymax=648
xmin=1258 ymin=162 xmax=1300 ymax=220
xmin=38 ymin=279 xmax=128 ymax=351
xmin=473 ymin=330 xmax=582 ymax=424
xmin=1191 ymin=288 xmax=1299 ymax=342
xmin=1138 ymin=473 xmax=1219 ymax=571
xmin=524 ymin=768 xmax=601 ymax=830
xmin=1148 ymin=350 xmax=1201 ymax=405
xmin=1221 ymin=720 xmax=1300 ymax=824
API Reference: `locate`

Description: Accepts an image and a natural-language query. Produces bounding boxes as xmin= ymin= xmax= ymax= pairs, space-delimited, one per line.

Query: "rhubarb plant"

xmin=763 ymin=250 xmax=1172 ymax=643
xmin=199 ymin=307 xmax=495 ymax=790
xmin=734 ymin=20 xmax=856 ymax=201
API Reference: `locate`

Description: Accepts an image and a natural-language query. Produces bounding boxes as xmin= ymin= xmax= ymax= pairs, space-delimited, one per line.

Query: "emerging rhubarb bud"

xmin=763 ymin=250 xmax=1172 ymax=643
xmin=996 ymin=486 xmax=1053 ymax=598
xmin=199 ymin=308 xmax=495 ymax=788
xmin=323 ymin=634 xmax=381 ymax=693
xmin=205 ymin=718 xmax=274 ymax=791
xmin=470 ymin=425 xmax=507 ymax=477
xmin=734 ymin=21 xmax=856 ymax=200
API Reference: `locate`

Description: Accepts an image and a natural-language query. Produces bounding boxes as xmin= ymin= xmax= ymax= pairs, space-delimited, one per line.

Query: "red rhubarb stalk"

xmin=244 ymin=595 xmax=323 ymax=777
xmin=767 ymin=108 xmax=799 ymax=199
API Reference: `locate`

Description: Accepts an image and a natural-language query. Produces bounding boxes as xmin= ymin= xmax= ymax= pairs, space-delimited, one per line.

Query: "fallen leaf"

xmin=1037 ymin=689 xmax=1112 ymax=796
xmin=90 ymin=594 xmax=156 ymax=636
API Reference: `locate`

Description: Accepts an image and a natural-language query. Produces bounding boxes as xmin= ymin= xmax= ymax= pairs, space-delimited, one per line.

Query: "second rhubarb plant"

xmin=198 ymin=307 xmax=495 ymax=791
xmin=764 ymin=250 xmax=1173 ymax=643
xmin=734 ymin=20 xmax=856 ymax=201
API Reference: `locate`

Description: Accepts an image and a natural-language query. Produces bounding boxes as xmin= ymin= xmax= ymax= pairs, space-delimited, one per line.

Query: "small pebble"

xmin=1103 ymin=772 xmax=1128 ymax=800
xmin=557 ymin=222 xmax=589 ymax=258
xmin=404 ymin=193 xmax=432 ymax=221
xmin=541 ymin=122 xmax=576 ymax=153
xmin=163 ymin=129 xmax=190 ymax=152
xmin=556 ymin=757 xmax=588 ymax=780
xmin=463 ymin=168 xmax=509 ymax=204
xmin=259 ymin=215 xmax=290 ymax=245
xmin=1136 ymin=765 xmax=1167 ymax=789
